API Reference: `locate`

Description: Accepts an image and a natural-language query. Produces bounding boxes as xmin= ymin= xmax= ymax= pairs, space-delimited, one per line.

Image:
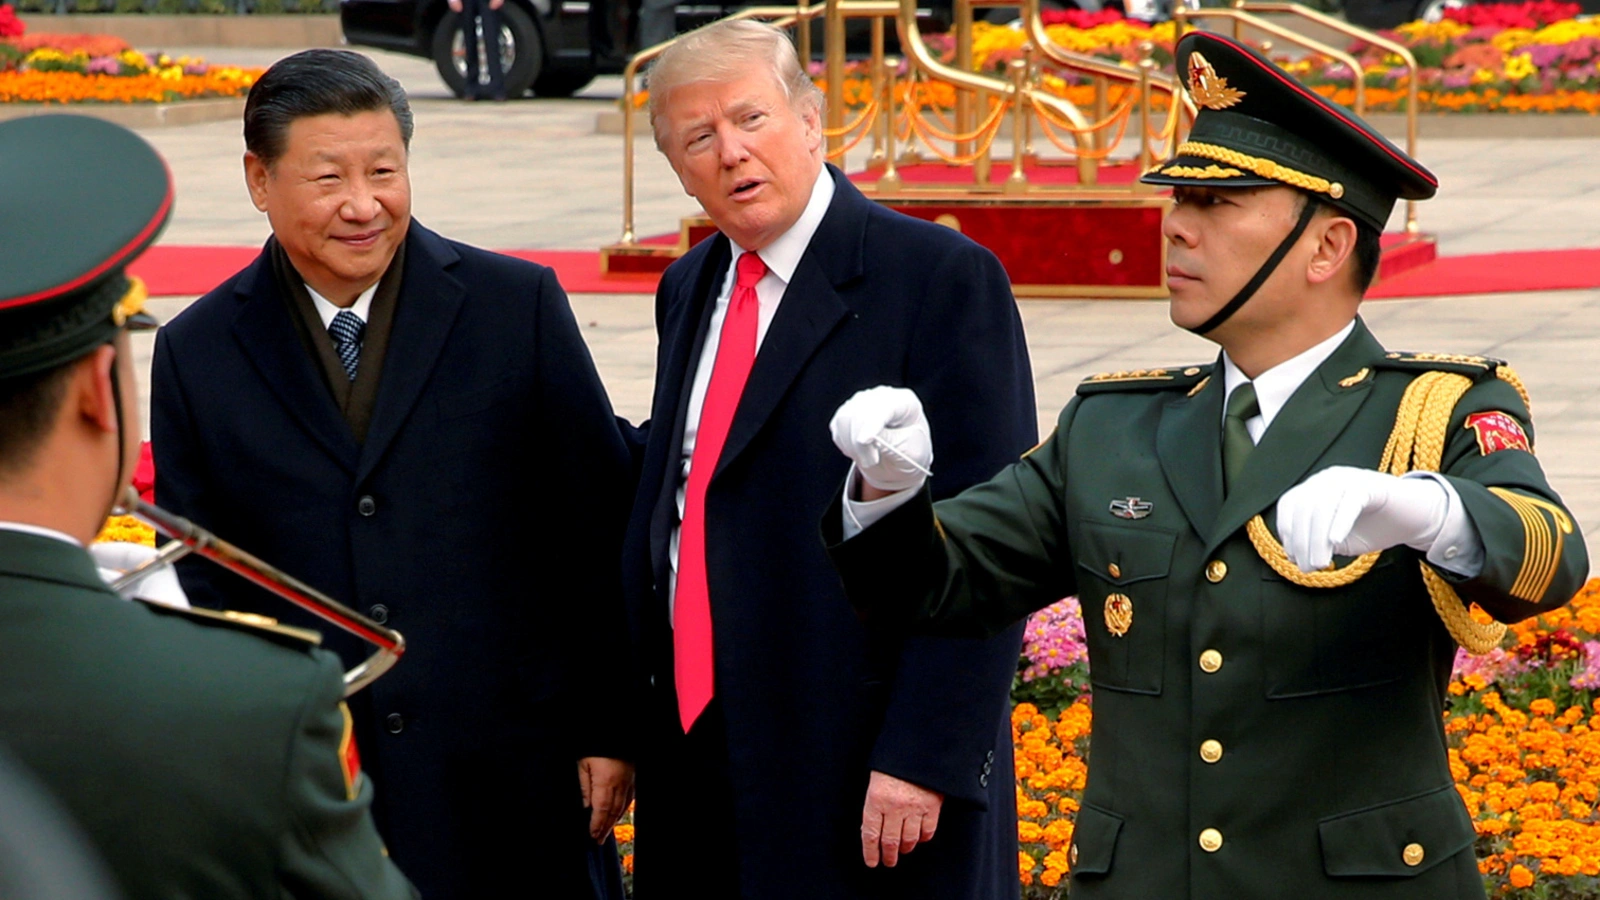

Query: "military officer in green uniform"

xmin=0 ymin=114 xmax=416 ymax=899
xmin=821 ymin=32 xmax=1588 ymax=900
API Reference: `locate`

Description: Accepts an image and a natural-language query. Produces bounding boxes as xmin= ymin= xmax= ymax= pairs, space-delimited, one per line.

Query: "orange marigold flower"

xmin=1509 ymin=863 xmax=1534 ymax=888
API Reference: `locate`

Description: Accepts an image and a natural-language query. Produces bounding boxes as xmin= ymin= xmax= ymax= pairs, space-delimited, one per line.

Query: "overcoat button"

xmin=1199 ymin=650 xmax=1223 ymax=673
xmin=1200 ymin=740 xmax=1223 ymax=763
xmin=1069 ymin=844 xmax=1079 ymax=866
xmin=1205 ymin=560 xmax=1227 ymax=583
xmin=358 ymin=495 xmax=377 ymax=517
xmin=979 ymin=773 xmax=988 ymax=787
xmin=385 ymin=713 xmax=404 ymax=734
xmin=1107 ymin=562 xmax=1121 ymax=579
xmin=369 ymin=604 xmax=389 ymax=624
xmin=1199 ymin=828 xmax=1223 ymax=853
xmin=1403 ymin=843 xmax=1425 ymax=866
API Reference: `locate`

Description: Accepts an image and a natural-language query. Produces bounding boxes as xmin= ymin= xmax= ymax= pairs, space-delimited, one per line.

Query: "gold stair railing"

xmin=1174 ymin=0 xmax=1421 ymax=234
xmin=1021 ymin=0 xmax=1197 ymax=170
xmin=891 ymin=0 xmax=1121 ymax=192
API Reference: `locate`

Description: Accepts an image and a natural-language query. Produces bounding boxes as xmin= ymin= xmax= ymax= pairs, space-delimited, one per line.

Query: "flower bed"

xmin=935 ymin=1 xmax=1600 ymax=113
xmin=0 ymin=7 xmax=261 ymax=103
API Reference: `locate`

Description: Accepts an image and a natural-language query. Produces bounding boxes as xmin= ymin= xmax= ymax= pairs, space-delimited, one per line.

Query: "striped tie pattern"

xmin=327 ymin=309 xmax=365 ymax=381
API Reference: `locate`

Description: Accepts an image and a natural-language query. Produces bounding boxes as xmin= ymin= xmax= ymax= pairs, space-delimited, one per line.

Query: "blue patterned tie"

xmin=327 ymin=309 xmax=365 ymax=381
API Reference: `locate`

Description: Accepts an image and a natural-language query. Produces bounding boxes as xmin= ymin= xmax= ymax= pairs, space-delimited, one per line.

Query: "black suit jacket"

xmin=151 ymin=221 xmax=635 ymax=900
xmin=621 ymin=167 xmax=1035 ymax=899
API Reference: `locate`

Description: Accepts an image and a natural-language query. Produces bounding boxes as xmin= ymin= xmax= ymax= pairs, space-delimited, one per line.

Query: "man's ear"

xmin=244 ymin=152 xmax=271 ymax=213
xmin=1305 ymin=213 xmax=1358 ymax=287
xmin=74 ymin=345 xmax=121 ymax=437
xmin=800 ymin=99 xmax=823 ymax=154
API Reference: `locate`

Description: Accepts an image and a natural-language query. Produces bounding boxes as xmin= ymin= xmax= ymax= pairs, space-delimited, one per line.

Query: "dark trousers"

xmin=460 ymin=0 xmax=505 ymax=99
xmin=633 ymin=691 xmax=742 ymax=900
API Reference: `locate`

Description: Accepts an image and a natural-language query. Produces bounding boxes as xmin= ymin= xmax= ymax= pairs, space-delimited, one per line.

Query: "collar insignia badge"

xmin=1110 ymin=497 xmax=1154 ymax=520
xmin=1188 ymin=52 xmax=1246 ymax=110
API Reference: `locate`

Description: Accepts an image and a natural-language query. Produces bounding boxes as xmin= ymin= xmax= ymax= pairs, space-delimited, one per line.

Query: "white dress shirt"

xmin=307 ymin=281 xmax=378 ymax=329
xmin=0 ymin=522 xmax=80 ymax=547
xmin=846 ymin=319 xmax=1485 ymax=576
xmin=668 ymin=165 xmax=836 ymax=624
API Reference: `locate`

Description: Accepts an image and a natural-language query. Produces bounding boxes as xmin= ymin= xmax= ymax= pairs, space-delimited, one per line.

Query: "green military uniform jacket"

xmin=828 ymin=319 xmax=1587 ymax=899
xmin=0 ymin=529 xmax=417 ymax=900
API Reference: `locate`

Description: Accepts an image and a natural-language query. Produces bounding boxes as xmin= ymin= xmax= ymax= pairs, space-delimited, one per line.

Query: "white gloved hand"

xmin=91 ymin=542 xmax=190 ymax=609
xmin=829 ymin=386 xmax=933 ymax=493
xmin=1276 ymin=466 xmax=1450 ymax=574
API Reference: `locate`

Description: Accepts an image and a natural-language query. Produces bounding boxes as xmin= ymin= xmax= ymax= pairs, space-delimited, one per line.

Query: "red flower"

xmin=0 ymin=4 xmax=25 ymax=40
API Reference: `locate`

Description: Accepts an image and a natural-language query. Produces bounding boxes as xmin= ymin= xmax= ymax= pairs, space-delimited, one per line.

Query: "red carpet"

xmin=1367 ymin=248 xmax=1600 ymax=300
xmin=131 ymin=244 xmax=1600 ymax=299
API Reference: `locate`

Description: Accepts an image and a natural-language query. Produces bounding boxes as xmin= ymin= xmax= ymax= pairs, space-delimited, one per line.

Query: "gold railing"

xmin=1173 ymin=0 xmax=1421 ymax=234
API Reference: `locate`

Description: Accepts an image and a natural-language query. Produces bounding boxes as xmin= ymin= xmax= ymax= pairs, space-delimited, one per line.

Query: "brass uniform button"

xmin=1184 ymin=367 xmax=1202 ymax=376
xmin=1108 ymin=562 xmax=1121 ymax=579
xmin=1199 ymin=740 xmax=1223 ymax=763
xmin=1205 ymin=560 xmax=1227 ymax=583
xmin=1199 ymin=828 xmax=1223 ymax=853
xmin=1403 ymin=843 xmax=1425 ymax=867
xmin=1199 ymin=649 xmax=1223 ymax=673
xmin=1069 ymin=844 xmax=1079 ymax=866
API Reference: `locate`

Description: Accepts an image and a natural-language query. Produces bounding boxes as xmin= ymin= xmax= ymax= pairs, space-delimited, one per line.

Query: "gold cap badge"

xmin=1188 ymin=52 xmax=1245 ymax=110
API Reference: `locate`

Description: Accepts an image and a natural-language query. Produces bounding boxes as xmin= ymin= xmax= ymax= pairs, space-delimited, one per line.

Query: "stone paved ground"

xmin=127 ymin=46 xmax=1600 ymax=545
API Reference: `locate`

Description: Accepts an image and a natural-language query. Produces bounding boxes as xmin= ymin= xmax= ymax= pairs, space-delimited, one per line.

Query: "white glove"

xmin=1276 ymin=466 xmax=1450 ymax=574
xmin=829 ymin=386 xmax=933 ymax=493
xmin=91 ymin=542 xmax=190 ymax=609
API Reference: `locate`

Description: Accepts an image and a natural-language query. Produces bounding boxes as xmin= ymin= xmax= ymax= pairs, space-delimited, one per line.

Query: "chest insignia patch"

xmin=1109 ymin=497 xmax=1154 ymax=520
xmin=1105 ymin=593 xmax=1133 ymax=637
xmin=1465 ymin=411 xmax=1532 ymax=456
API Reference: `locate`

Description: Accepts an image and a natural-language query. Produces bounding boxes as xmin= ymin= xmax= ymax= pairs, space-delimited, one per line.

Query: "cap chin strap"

xmin=1188 ymin=197 xmax=1321 ymax=336
xmin=103 ymin=342 xmax=131 ymax=523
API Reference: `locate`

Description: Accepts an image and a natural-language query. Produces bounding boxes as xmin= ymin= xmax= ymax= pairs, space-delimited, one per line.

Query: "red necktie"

xmin=675 ymin=251 xmax=767 ymax=731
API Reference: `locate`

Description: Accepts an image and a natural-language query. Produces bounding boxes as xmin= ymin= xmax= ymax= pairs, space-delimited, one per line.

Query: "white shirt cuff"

xmin=1402 ymin=472 xmax=1485 ymax=578
xmin=841 ymin=464 xmax=920 ymax=540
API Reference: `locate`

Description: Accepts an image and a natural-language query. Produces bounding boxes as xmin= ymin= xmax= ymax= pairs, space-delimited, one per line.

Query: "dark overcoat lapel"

xmin=713 ymin=187 xmax=860 ymax=481
xmin=357 ymin=230 xmax=465 ymax=484
xmin=229 ymin=255 xmax=358 ymax=470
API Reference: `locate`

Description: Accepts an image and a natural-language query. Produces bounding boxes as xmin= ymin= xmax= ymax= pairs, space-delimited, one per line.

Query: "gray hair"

xmin=646 ymin=20 xmax=824 ymax=148
xmin=244 ymin=49 xmax=414 ymax=167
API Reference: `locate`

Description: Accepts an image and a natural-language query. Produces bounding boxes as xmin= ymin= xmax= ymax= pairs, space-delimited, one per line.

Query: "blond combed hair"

xmin=646 ymin=19 xmax=824 ymax=148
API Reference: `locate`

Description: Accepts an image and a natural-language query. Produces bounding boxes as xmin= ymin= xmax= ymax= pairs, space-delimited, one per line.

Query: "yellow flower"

xmin=1504 ymin=53 xmax=1537 ymax=83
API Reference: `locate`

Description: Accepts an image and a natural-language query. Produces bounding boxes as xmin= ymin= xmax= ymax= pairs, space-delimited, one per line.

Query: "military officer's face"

xmin=657 ymin=71 xmax=824 ymax=253
xmin=1163 ymin=185 xmax=1309 ymax=334
xmin=245 ymin=109 xmax=411 ymax=304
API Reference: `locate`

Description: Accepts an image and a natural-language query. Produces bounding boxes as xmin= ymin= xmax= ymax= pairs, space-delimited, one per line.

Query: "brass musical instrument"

xmin=109 ymin=486 xmax=405 ymax=695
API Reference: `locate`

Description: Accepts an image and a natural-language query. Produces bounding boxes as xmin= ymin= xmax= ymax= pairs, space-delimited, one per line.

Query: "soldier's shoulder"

xmin=1076 ymin=364 xmax=1215 ymax=397
xmin=1373 ymin=351 xmax=1509 ymax=381
xmin=132 ymin=599 xmax=324 ymax=654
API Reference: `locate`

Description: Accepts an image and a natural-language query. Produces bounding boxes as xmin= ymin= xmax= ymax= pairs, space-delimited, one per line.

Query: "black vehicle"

xmin=340 ymin=0 xmax=607 ymax=98
xmin=341 ymin=0 xmax=966 ymax=99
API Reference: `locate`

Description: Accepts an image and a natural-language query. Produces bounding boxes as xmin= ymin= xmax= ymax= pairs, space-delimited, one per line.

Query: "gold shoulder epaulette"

xmin=1075 ymin=361 xmax=1209 ymax=393
xmin=1077 ymin=364 xmax=1212 ymax=396
xmin=135 ymin=600 xmax=323 ymax=649
xmin=1376 ymin=351 xmax=1506 ymax=378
